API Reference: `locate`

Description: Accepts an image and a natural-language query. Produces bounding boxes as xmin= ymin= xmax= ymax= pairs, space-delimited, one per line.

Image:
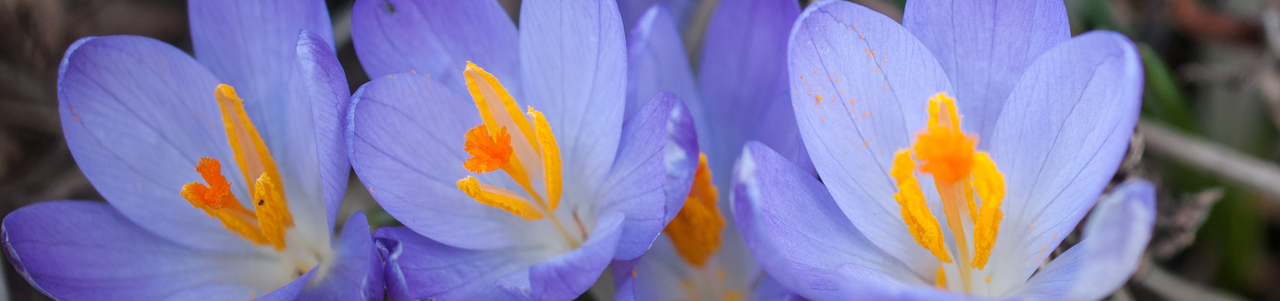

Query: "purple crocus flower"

xmin=731 ymin=0 xmax=1154 ymax=300
xmin=610 ymin=0 xmax=805 ymax=299
xmin=348 ymin=0 xmax=698 ymax=299
xmin=2 ymin=0 xmax=381 ymax=299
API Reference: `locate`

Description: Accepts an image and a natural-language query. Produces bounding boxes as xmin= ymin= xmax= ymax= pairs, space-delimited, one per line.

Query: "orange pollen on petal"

xmin=463 ymin=124 xmax=514 ymax=173
xmin=663 ymin=153 xmax=725 ymax=268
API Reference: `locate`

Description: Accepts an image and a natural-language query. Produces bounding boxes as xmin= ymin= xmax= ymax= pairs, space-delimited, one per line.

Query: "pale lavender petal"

xmin=618 ymin=0 xmax=692 ymax=34
xmin=788 ymin=0 xmax=952 ymax=276
xmin=498 ymin=212 xmax=625 ymax=301
xmin=982 ymin=31 xmax=1143 ymax=292
xmin=58 ymin=35 xmax=254 ymax=252
xmin=597 ymin=92 xmax=698 ymax=260
xmin=834 ymin=264 xmax=1014 ymax=301
xmin=626 ymin=4 xmax=706 ymax=149
xmin=1019 ymin=180 xmax=1156 ymax=300
xmin=256 ymin=267 xmax=315 ymax=301
xmin=375 ymin=227 xmax=522 ymax=301
xmin=698 ymin=0 xmax=800 ymax=185
xmin=519 ymin=0 xmax=628 ymax=192
xmin=2 ymin=201 xmax=289 ymax=300
xmin=748 ymin=274 xmax=792 ymax=301
xmin=297 ymin=29 xmax=353 ymax=231
xmin=902 ymin=0 xmax=1069 ymax=141
xmin=189 ymin=0 xmax=334 ymax=115
xmin=351 ymin=0 xmax=521 ymax=95
xmin=347 ymin=73 xmax=521 ymax=250
xmin=732 ymin=141 xmax=918 ymax=300
xmin=610 ymin=258 xmax=642 ymax=301
xmin=297 ymin=212 xmax=383 ymax=300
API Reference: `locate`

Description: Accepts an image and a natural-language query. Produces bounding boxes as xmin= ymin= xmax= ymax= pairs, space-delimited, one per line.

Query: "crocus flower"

xmin=1 ymin=0 xmax=381 ymax=299
xmin=730 ymin=0 xmax=1154 ymax=300
xmin=610 ymin=0 xmax=804 ymax=299
xmin=348 ymin=0 xmax=698 ymax=299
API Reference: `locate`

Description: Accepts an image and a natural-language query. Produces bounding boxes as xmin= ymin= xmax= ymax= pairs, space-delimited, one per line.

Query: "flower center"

xmin=455 ymin=62 xmax=581 ymax=248
xmin=890 ymin=93 xmax=1006 ymax=294
xmin=180 ymin=84 xmax=295 ymax=251
xmin=664 ymin=153 xmax=725 ymax=268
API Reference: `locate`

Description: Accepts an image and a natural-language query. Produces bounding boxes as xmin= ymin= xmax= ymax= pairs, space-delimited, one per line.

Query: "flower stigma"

xmin=890 ymin=93 xmax=1006 ymax=294
xmin=456 ymin=62 xmax=580 ymax=248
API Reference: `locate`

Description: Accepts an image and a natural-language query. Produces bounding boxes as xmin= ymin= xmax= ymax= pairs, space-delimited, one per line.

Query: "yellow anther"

xmin=889 ymin=150 xmax=951 ymax=263
xmin=529 ymin=108 xmax=562 ymax=210
xmin=664 ymin=153 xmax=724 ymax=267
xmin=254 ymin=173 xmax=291 ymax=250
xmin=457 ymin=176 xmax=544 ymax=221
xmin=215 ymin=85 xmax=286 ymax=200
xmin=969 ymin=153 xmax=1005 ymax=269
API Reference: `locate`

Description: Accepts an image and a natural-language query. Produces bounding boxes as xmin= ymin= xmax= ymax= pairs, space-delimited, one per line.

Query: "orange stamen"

xmin=664 ymin=153 xmax=725 ymax=268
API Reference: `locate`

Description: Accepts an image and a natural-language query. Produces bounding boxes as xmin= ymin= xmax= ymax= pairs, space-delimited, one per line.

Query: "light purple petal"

xmin=189 ymin=0 xmax=335 ymax=116
xmin=1019 ymin=180 xmax=1156 ymax=300
xmin=2 ymin=201 xmax=290 ymax=300
xmin=256 ymin=267 xmax=316 ymax=301
xmin=749 ymin=274 xmax=793 ymax=301
xmin=297 ymin=29 xmax=352 ymax=233
xmin=699 ymin=0 xmax=800 ymax=185
xmin=609 ymin=258 xmax=641 ymax=301
xmin=351 ymin=0 xmax=521 ymax=95
xmin=902 ymin=0 xmax=1069 ymax=141
xmin=375 ymin=227 xmax=522 ymax=301
xmin=619 ymin=238 xmax=681 ymax=300
xmin=834 ymin=264 xmax=1013 ymax=301
xmin=347 ymin=72 xmax=521 ymax=250
xmin=787 ymin=0 xmax=952 ymax=276
xmin=732 ymin=141 xmax=918 ymax=300
xmin=498 ymin=212 xmax=626 ymax=301
xmin=58 ymin=35 xmax=254 ymax=252
xmin=982 ymin=31 xmax=1143 ymax=292
xmin=518 ymin=0 xmax=628 ymax=192
xmin=622 ymin=231 xmax=762 ymax=300
xmin=617 ymin=0 xmax=692 ymax=34
xmin=597 ymin=92 xmax=698 ymax=259
xmin=297 ymin=212 xmax=383 ymax=300
xmin=626 ymin=4 xmax=706 ymax=148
